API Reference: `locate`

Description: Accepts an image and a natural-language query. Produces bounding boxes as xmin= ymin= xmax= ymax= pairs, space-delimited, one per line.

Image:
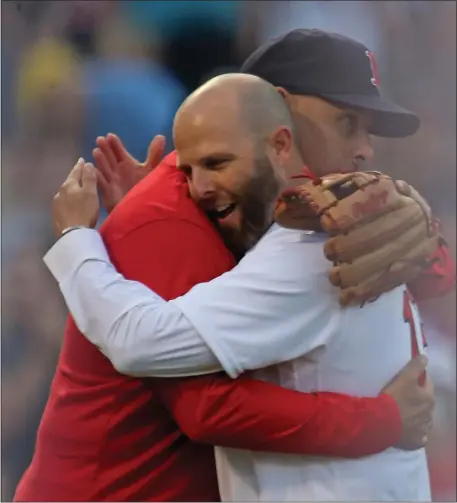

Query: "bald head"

xmin=173 ymin=74 xmax=299 ymax=255
xmin=174 ymin=73 xmax=294 ymax=142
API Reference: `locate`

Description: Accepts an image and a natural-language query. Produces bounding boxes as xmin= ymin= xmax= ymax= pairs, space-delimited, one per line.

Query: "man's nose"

xmin=191 ymin=168 xmax=216 ymax=200
xmin=354 ymin=136 xmax=374 ymax=168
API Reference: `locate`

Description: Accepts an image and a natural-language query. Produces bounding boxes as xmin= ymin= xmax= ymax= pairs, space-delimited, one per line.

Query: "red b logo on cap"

xmin=365 ymin=50 xmax=380 ymax=87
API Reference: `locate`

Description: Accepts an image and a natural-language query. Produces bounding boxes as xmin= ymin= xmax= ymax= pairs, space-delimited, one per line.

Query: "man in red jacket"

xmin=16 ymin=31 xmax=450 ymax=502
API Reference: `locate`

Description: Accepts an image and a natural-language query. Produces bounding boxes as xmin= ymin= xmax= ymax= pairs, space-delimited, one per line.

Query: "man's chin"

xmin=208 ymin=216 xmax=246 ymax=260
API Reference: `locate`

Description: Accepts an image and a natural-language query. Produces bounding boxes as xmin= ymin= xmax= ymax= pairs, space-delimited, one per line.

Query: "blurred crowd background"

xmin=1 ymin=1 xmax=455 ymax=501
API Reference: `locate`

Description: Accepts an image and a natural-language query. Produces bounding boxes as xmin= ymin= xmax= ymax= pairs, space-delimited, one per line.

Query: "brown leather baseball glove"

xmin=274 ymin=172 xmax=439 ymax=306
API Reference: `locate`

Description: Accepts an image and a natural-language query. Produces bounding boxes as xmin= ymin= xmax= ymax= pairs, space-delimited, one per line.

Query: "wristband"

xmin=60 ymin=226 xmax=88 ymax=238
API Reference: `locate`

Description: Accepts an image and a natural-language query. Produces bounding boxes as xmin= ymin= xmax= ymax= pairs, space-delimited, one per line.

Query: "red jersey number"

xmin=403 ymin=289 xmax=427 ymax=385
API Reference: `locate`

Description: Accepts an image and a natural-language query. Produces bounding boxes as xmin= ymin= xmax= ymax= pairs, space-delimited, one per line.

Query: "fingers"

xmin=93 ymin=147 xmax=113 ymax=182
xmin=403 ymin=355 xmax=428 ymax=379
xmin=145 ymin=135 xmax=165 ymax=170
xmin=95 ymin=165 xmax=115 ymax=213
xmin=53 ymin=159 xmax=101 ymax=235
xmin=106 ymin=133 xmax=130 ymax=163
xmin=396 ymin=355 xmax=429 ymax=391
xmin=395 ymin=180 xmax=411 ymax=196
xmin=81 ymin=162 xmax=98 ymax=192
xmin=65 ymin=157 xmax=85 ymax=185
xmin=382 ymin=355 xmax=428 ymax=390
xmin=95 ymin=165 xmax=111 ymax=194
xmin=392 ymin=355 xmax=428 ymax=383
xmin=96 ymin=136 xmax=118 ymax=169
xmin=419 ymin=374 xmax=435 ymax=408
xmin=422 ymin=373 xmax=434 ymax=395
xmin=62 ymin=161 xmax=97 ymax=195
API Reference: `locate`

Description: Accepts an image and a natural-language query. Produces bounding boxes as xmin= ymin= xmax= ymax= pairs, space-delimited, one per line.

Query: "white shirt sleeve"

xmin=44 ymin=228 xmax=222 ymax=378
xmin=44 ymin=226 xmax=340 ymax=379
xmin=172 ymin=225 xmax=341 ymax=377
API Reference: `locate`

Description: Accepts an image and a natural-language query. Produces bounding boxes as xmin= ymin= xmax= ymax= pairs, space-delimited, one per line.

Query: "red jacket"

xmin=16 ymin=153 xmax=417 ymax=502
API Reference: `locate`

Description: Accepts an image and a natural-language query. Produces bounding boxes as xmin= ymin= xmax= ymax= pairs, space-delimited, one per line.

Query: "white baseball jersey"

xmin=177 ymin=225 xmax=431 ymax=502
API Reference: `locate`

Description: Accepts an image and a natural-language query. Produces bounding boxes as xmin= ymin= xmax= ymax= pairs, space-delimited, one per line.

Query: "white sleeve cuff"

xmin=44 ymin=228 xmax=110 ymax=283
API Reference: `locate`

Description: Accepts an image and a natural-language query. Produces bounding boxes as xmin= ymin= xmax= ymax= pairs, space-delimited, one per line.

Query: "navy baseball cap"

xmin=241 ymin=29 xmax=420 ymax=138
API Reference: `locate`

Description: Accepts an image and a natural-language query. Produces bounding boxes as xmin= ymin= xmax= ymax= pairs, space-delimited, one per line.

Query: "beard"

xmin=212 ymin=153 xmax=283 ymax=260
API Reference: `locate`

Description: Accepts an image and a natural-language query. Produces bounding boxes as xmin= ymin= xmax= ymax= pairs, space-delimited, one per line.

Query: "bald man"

xmin=31 ymin=74 xmax=433 ymax=502
xmin=172 ymin=73 xmax=299 ymax=256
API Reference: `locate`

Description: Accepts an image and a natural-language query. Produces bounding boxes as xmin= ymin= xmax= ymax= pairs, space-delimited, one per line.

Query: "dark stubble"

xmin=212 ymin=154 xmax=283 ymax=260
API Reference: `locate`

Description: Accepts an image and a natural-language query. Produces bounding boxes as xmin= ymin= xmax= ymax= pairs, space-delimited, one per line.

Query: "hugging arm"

xmin=151 ymin=371 xmax=401 ymax=458
xmin=45 ymin=225 xmax=336 ymax=378
xmin=44 ymin=221 xmax=429 ymax=454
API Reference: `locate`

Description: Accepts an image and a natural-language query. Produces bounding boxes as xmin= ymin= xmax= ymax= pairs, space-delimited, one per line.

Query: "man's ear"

xmin=268 ymin=126 xmax=294 ymax=162
xmin=276 ymin=87 xmax=291 ymax=104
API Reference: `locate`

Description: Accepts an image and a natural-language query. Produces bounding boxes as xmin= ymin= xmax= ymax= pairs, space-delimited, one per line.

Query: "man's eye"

xmin=180 ymin=165 xmax=192 ymax=178
xmin=204 ymin=159 xmax=226 ymax=170
xmin=343 ymin=115 xmax=360 ymax=136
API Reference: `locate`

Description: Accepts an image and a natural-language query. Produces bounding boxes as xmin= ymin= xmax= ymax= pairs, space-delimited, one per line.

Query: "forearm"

xmin=155 ymin=373 xmax=402 ymax=458
xmin=44 ymin=229 xmax=222 ymax=377
xmin=43 ymin=228 xmax=335 ymax=380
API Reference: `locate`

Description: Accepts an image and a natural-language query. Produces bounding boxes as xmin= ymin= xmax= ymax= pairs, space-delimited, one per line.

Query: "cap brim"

xmin=319 ymin=92 xmax=420 ymax=138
